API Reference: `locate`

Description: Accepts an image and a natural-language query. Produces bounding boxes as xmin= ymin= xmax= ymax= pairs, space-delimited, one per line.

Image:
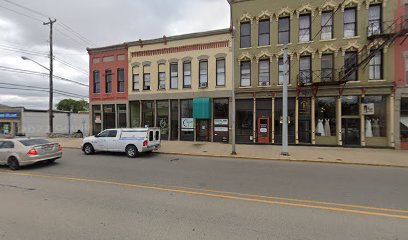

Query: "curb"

xmin=59 ymin=146 xmax=408 ymax=168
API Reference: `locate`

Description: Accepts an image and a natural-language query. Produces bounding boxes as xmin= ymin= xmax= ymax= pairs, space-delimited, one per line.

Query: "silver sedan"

xmin=0 ymin=138 xmax=62 ymax=170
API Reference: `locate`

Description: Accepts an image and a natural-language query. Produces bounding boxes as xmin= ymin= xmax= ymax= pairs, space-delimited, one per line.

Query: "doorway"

xmin=342 ymin=118 xmax=360 ymax=146
xmin=196 ymin=120 xmax=210 ymax=142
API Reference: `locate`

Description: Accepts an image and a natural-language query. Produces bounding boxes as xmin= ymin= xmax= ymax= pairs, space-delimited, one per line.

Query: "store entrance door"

xmin=196 ymin=120 xmax=210 ymax=142
xmin=342 ymin=118 xmax=360 ymax=146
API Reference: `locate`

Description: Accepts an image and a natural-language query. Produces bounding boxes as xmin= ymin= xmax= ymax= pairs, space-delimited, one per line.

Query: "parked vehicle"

xmin=0 ymin=138 xmax=63 ymax=170
xmin=81 ymin=128 xmax=161 ymax=158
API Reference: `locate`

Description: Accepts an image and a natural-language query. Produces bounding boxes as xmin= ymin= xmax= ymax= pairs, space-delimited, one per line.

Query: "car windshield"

xmin=19 ymin=139 xmax=50 ymax=146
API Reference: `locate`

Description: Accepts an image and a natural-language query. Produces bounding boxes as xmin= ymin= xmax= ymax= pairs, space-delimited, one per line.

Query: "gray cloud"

xmin=0 ymin=0 xmax=230 ymax=109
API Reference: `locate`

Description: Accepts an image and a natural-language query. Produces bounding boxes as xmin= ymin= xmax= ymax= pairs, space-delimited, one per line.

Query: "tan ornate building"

xmin=229 ymin=0 xmax=402 ymax=148
xmin=127 ymin=29 xmax=233 ymax=142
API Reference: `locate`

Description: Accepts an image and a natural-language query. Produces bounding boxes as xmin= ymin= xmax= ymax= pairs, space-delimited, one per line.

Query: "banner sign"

xmin=181 ymin=118 xmax=194 ymax=130
xmin=214 ymin=119 xmax=228 ymax=126
xmin=0 ymin=112 xmax=18 ymax=119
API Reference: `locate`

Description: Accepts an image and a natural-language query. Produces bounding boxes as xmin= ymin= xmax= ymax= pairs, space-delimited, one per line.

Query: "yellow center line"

xmin=1 ymin=171 xmax=408 ymax=220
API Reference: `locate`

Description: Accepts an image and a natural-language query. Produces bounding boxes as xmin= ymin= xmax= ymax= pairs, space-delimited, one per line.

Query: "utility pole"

xmin=44 ymin=18 xmax=56 ymax=134
xmin=228 ymin=0 xmax=236 ymax=155
xmin=281 ymin=44 xmax=289 ymax=156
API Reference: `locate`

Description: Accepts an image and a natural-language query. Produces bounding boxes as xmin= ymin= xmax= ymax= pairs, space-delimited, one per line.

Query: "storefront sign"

xmin=0 ymin=112 xmax=18 ymax=119
xmin=214 ymin=119 xmax=228 ymax=126
xmin=362 ymin=103 xmax=374 ymax=115
xmin=214 ymin=127 xmax=228 ymax=132
xmin=181 ymin=118 xmax=194 ymax=131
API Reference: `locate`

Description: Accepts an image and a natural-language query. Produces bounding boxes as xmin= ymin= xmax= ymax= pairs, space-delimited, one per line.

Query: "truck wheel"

xmin=126 ymin=145 xmax=138 ymax=158
xmin=8 ymin=157 xmax=20 ymax=170
xmin=83 ymin=143 xmax=95 ymax=155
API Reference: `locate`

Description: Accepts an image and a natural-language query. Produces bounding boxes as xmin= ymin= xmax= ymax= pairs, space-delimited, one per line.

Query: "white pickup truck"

xmin=81 ymin=128 xmax=161 ymax=158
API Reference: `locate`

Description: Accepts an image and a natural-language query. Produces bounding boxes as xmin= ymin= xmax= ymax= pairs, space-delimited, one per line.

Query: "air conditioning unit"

xmin=200 ymin=82 xmax=207 ymax=88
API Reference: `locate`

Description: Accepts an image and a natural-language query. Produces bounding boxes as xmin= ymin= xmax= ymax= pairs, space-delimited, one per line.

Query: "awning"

xmin=193 ymin=98 xmax=211 ymax=119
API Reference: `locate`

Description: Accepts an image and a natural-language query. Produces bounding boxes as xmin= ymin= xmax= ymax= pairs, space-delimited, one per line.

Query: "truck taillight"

xmin=58 ymin=144 xmax=63 ymax=151
xmin=143 ymin=140 xmax=148 ymax=146
xmin=27 ymin=149 xmax=38 ymax=155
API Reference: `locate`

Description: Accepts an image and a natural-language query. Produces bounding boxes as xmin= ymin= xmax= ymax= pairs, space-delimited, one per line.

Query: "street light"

xmin=228 ymin=0 xmax=236 ymax=155
xmin=21 ymin=55 xmax=54 ymax=134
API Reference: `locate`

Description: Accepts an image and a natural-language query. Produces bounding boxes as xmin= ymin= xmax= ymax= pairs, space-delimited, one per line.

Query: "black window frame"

xmin=143 ymin=66 xmax=151 ymax=91
xmin=105 ymin=69 xmax=112 ymax=93
xmin=183 ymin=61 xmax=192 ymax=89
xmin=299 ymin=14 xmax=311 ymax=42
xmin=158 ymin=63 xmax=166 ymax=90
xmin=321 ymin=54 xmax=334 ymax=82
xmin=321 ymin=11 xmax=333 ymax=40
xmin=299 ymin=55 xmax=312 ymax=84
xmin=369 ymin=50 xmax=383 ymax=80
xmin=93 ymin=70 xmax=100 ymax=93
xmin=258 ymin=18 xmax=270 ymax=46
xmin=170 ymin=63 xmax=178 ymax=89
xmin=278 ymin=16 xmax=290 ymax=44
xmin=117 ymin=68 xmax=125 ymax=93
xmin=132 ymin=73 xmax=139 ymax=91
xmin=344 ymin=51 xmax=358 ymax=81
xmin=240 ymin=21 xmax=251 ymax=48
xmin=368 ymin=4 xmax=382 ymax=36
xmin=258 ymin=58 xmax=270 ymax=86
xmin=344 ymin=7 xmax=357 ymax=37
xmin=199 ymin=60 xmax=208 ymax=87
xmin=216 ymin=58 xmax=226 ymax=86
xmin=240 ymin=61 xmax=251 ymax=87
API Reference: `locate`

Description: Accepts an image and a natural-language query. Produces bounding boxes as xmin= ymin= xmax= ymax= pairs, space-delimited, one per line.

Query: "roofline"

xmin=87 ymin=43 xmax=128 ymax=54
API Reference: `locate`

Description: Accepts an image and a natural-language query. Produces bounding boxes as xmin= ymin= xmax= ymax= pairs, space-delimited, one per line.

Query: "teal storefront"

xmin=193 ymin=98 xmax=212 ymax=142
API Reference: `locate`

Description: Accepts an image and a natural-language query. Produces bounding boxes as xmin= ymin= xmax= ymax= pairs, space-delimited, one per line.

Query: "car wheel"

xmin=83 ymin=143 xmax=95 ymax=155
xmin=126 ymin=145 xmax=138 ymax=158
xmin=48 ymin=159 xmax=57 ymax=164
xmin=7 ymin=157 xmax=20 ymax=170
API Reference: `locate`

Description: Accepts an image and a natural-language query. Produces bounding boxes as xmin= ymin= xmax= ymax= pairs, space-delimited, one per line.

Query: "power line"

xmin=1 ymin=0 xmax=49 ymax=18
xmin=54 ymin=57 xmax=88 ymax=74
xmin=59 ymin=22 xmax=96 ymax=46
xmin=55 ymin=28 xmax=88 ymax=48
xmin=0 ymin=3 xmax=43 ymax=22
xmin=0 ymin=86 xmax=88 ymax=99
xmin=0 ymin=82 xmax=88 ymax=98
xmin=0 ymin=65 xmax=89 ymax=87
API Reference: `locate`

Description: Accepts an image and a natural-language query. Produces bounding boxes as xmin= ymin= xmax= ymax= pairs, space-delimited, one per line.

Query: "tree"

xmin=56 ymin=99 xmax=89 ymax=113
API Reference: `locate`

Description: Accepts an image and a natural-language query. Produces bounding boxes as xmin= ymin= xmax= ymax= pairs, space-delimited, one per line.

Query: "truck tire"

xmin=83 ymin=143 xmax=95 ymax=155
xmin=8 ymin=157 xmax=20 ymax=170
xmin=126 ymin=145 xmax=138 ymax=158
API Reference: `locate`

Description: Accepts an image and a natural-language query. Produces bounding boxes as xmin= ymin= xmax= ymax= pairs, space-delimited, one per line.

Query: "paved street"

xmin=0 ymin=149 xmax=407 ymax=239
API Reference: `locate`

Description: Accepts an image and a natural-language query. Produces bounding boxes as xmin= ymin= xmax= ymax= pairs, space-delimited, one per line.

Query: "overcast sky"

xmin=0 ymin=0 xmax=230 ymax=109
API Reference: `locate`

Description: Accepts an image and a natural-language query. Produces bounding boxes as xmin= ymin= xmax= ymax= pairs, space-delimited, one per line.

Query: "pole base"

xmin=280 ymin=152 xmax=290 ymax=156
xmin=231 ymin=151 xmax=237 ymax=155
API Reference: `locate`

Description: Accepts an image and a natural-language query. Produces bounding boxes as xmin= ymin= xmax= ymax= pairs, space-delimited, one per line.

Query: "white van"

xmin=81 ymin=128 xmax=160 ymax=158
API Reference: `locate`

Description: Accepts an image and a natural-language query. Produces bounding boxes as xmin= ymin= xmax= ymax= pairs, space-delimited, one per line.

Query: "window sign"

xmin=181 ymin=118 xmax=194 ymax=131
xmin=0 ymin=112 xmax=18 ymax=119
xmin=214 ymin=119 xmax=228 ymax=126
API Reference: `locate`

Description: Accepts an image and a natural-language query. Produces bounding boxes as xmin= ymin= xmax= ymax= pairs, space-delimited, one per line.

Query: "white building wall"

xmin=22 ymin=111 xmax=89 ymax=137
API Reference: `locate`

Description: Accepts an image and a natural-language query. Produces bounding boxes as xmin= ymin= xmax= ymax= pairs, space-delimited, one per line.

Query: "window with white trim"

xmin=183 ymin=61 xmax=191 ymax=88
xmin=258 ymin=19 xmax=270 ymax=46
xmin=344 ymin=8 xmax=357 ymax=37
xmin=216 ymin=58 xmax=226 ymax=86
xmin=240 ymin=61 xmax=251 ymax=87
xmin=321 ymin=11 xmax=333 ymax=40
xmin=258 ymin=59 xmax=270 ymax=86
xmin=369 ymin=50 xmax=382 ymax=80
xmin=299 ymin=14 xmax=311 ymax=42
xmin=199 ymin=60 xmax=208 ymax=87
xmin=170 ymin=63 xmax=178 ymax=89
xmin=158 ymin=63 xmax=166 ymax=89
xmin=278 ymin=57 xmax=290 ymax=85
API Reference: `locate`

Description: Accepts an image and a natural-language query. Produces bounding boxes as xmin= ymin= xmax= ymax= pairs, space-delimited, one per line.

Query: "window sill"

xmin=169 ymin=88 xmax=179 ymax=90
xmin=319 ymin=38 xmax=336 ymax=42
xmin=132 ymin=89 xmax=140 ymax=92
xmin=347 ymin=80 xmax=361 ymax=83
xmin=142 ymin=89 xmax=151 ymax=91
xmin=215 ymin=85 xmax=226 ymax=88
xmin=117 ymin=91 xmax=125 ymax=93
xmin=277 ymin=43 xmax=292 ymax=47
xmin=257 ymin=45 xmax=271 ymax=49
xmin=157 ymin=88 xmax=166 ymax=91
xmin=239 ymin=86 xmax=252 ymax=89
xmin=298 ymin=41 xmax=313 ymax=44
xmin=368 ymin=79 xmax=386 ymax=82
xmin=257 ymin=84 xmax=271 ymax=88
xmin=239 ymin=47 xmax=252 ymax=50
xmin=343 ymin=36 xmax=360 ymax=40
xmin=277 ymin=84 xmax=293 ymax=87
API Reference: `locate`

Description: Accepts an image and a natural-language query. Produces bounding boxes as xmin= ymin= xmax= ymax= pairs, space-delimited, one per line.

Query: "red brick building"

xmin=394 ymin=0 xmax=408 ymax=149
xmin=87 ymin=44 xmax=129 ymax=135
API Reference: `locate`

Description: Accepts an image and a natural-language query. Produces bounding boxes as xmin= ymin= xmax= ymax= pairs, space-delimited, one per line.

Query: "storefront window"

xmin=236 ymin=99 xmax=253 ymax=143
xmin=130 ymin=101 xmax=140 ymax=128
xmin=117 ymin=104 xmax=127 ymax=128
xmin=275 ymin=98 xmax=296 ymax=144
xmin=363 ymin=96 xmax=386 ymax=137
xmin=298 ymin=97 xmax=311 ymax=143
xmin=92 ymin=105 xmax=101 ymax=135
xmin=0 ymin=122 xmax=11 ymax=135
xmin=342 ymin=96 xmax=359 ymax=116
xmin=103 ymin=104 xmax=115 ymax=130
xmin=171 ymin=100 xmax=179 ymax=140
xmin=400 ymin=98 xmax=408 ymax=143
xmin=156 ymin=101 xmax=169 ymax=140
xmin=213 ymin=98 xmax=229 ymax=142
xmin=315 ymin=97 xmax=336 ymax=137
xmin=142 ymin=101 xmax=154 ymax=127
xmin=180 ymin=99 xmax=193 ymax=141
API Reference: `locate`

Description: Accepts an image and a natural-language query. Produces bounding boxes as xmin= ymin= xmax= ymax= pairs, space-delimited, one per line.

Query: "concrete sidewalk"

xmin=50 ymin=138 xmax=408 ymax=168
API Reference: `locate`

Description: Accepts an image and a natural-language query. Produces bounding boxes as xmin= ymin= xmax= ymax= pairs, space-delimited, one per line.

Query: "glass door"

xmin=342 ymin=118 xmax=360 ymax=146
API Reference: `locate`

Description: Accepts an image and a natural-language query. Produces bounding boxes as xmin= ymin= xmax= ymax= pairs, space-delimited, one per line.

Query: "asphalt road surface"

xmin=0 ymin=149 xmax=407 ymax=240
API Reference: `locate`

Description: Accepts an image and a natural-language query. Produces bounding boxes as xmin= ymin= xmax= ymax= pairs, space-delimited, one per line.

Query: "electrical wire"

xmin=54 ymin=57 xmax=88 ymax=75
xmin=0 ymin=82 xmax=88 ymax=98
xmin=0 ymin=86 xmax=88 ymax=99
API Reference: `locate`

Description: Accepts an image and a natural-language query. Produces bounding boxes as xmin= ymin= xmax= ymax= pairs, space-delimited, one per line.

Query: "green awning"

xmin=193 ymin=98 xmax=211 ymax=119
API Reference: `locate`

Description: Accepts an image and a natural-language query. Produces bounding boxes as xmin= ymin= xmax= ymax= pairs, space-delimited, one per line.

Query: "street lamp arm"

xmin=21 ymin=56 xmax=50 ymax=72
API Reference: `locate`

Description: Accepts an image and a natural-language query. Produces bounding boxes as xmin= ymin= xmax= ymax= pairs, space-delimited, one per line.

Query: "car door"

xmin=0 ymin=141 xmax=14 ymax=164
xmin=106 ymin=130 xmax=118 ymax=151
xmin=93 ymin=130 xmax=110 ymax=151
